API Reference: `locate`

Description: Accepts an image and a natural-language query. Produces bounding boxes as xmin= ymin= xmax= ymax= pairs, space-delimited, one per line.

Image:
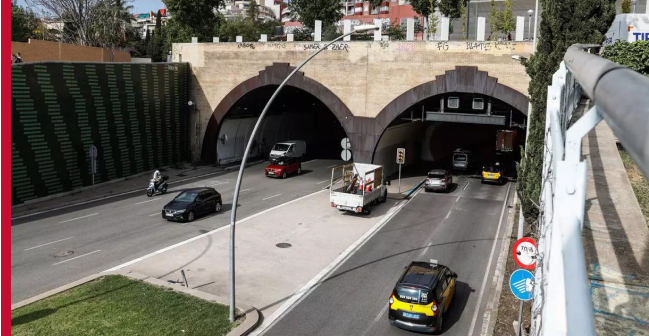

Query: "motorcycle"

xmin=146 ymin=175 xmax=169 ymax=197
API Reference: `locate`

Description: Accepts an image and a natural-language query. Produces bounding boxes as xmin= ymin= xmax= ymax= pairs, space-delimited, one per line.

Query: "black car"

xmin=162 ymin=188 xmax=222 ymax=222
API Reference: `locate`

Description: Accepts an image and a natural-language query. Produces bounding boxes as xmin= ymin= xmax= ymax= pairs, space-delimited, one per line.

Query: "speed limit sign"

xmin=512 ymin=237 xmax=537 ymax=270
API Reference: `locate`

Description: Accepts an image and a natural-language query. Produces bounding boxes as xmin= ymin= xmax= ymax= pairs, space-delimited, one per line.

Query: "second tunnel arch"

xmin=201 ymin=63 xmax=356 ymax=164
xmin=355 ymin=66 xmax=530 ymax=169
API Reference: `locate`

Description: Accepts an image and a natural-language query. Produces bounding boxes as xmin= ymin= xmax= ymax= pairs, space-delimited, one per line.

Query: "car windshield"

xmin=273 ymin=144 xmax=290 ymax=151
xmin=270 ymin=157 xmax=288 ymax=165
xmin=174 ymin=191 xmax=198 ymax=202
xmin=427 ymin=173 xmax=445 ymax=179
xmin=484 ymin=165 xmax=500 ymax=173
xmin=453 ymin=154 xmax=467 ymax=162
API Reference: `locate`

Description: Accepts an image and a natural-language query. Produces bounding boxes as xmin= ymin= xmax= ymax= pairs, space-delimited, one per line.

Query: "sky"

xmin=17 ymin=0 xmax=166 ymax=15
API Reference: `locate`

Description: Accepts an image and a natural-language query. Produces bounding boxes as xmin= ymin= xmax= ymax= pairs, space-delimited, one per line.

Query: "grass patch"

xmin=618 ymin=147 xmax=649 ymax=226
xmin=11 ymin=275 xmax=234 ymax=336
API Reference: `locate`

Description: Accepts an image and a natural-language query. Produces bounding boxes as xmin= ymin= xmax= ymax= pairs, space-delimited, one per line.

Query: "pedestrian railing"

xmin=531 ymin=44 xmax=649 ymax=336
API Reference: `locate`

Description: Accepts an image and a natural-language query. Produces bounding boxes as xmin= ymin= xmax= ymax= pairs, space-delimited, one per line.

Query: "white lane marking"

xmin=58 ymin=213 xmax=98 ymax=224
xmin=326 ymin=164 xmax=338 ymax=168
xmin=212 ymin=181 xmax=229 ymax=186
xmin=262 ymin=194 xmax=281 ymax=201
xmin=374 ymin=303 xmax=390 ymax=322
xmin=252 ymin=188 xmax=423 ymax=336
xmin=149 ymin=212 xmax=160 ymax=217
xmin=233 ymin=189 xmax=251 ymax=195
xmin=301 ymin=160 xmax=316 ymax=165
xmin=456 ymin=196 xmax=461 ymax=202
xmin=104 ymin=190 xmax=327 ymax=273
xmin=25 ymin=237 xmax=74 ymax=251
xmin=135 ymin=198 xmax=162 ymax=205
xmin=467 ymin=182 xmax=512 ymax=336
xmin=316 ymin=180 xmax=329 ymax=184
xmin=463 ymin=182 xmax=470 ymax=191
xmin=52 ymin=250 xmax=101 ymax=266
xmin=445 ymin=211 xmax=451 ymax=219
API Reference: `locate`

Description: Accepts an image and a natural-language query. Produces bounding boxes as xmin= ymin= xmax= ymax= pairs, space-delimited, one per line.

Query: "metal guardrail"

xmin=531 ymin=44 xmax=649 ymax=336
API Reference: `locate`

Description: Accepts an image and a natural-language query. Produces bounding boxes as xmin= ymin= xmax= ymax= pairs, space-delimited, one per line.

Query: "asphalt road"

xmin=262 ymin=177 xmax=513 ymax=336
xmin=11 ymin=159 xmax=343 ymax=304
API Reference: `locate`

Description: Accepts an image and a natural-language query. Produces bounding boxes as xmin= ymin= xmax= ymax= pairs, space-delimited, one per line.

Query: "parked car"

xmin=269 ymin=140 xmax=306 ymax=160
xmin=265 ymin=156 xmax=302 ymax=178
xmin=388 ymin=259 xmax=458 ymax=334
xmin=162 ymin=187 xmax=222 ymax=222
xmin=425 ymin=169 xmax=453 ymax=193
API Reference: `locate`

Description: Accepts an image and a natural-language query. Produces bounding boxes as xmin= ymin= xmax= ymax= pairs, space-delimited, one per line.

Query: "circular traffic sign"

xmin=513 ymin=237 xmax=537 ymax=270
xmin=509 ymin=269 xmax=535 ymax=301
xmin=341 ymin=149 xmax=352 ymax=161
xmin=341 ymin=138 xmax=351 ymax=149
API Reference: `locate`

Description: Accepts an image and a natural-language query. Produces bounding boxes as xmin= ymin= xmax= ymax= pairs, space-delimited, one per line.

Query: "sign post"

xmin=396 ymin=148 xmax=405 ymax=193
xmin=341 ymin=138 xmax=352 ymax=161
xmin=89 ymin=145 xmax=98 ymax=185
xmin=511 ymin=237 xmax=537 ymax=335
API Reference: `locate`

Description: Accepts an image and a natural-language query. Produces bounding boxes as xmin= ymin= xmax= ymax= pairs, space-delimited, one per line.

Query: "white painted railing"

xmin=531 ymin=44 xmax=649 ymax=335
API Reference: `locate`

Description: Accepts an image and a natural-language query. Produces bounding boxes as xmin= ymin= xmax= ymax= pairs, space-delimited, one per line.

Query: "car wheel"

xmin=297 ymin=166 xmax=302 ymax=175
xmin=379 ymin=192 xmax=386 ymax=203
xmin=146 ymin=189 xmax=153 ymax=197
xmin=215 ymin=202 xmax=222 ymax=213
xmin=161 ymin=185 xmax=167 ymax=194
xmin=363 ymin=205 xmax=372 ymax=215
xmin=282 ymin=172 xmax=287 ymax=179
xmin=186 ymin=211 xmax=195 ymax=222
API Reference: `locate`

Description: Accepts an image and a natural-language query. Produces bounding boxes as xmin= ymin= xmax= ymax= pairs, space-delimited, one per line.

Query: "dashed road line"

xmin=25 ymin=237 xmax=74 ymax=251
xmin=52 ymin=250 xmax=101 ymax=266
xmin=58 ymin=213 xmax=98 ymax=224
xmin=262 ymin=194 xmax=281 ymax=201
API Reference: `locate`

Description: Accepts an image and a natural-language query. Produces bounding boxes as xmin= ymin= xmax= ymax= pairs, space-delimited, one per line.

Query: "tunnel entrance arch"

xmin=370 ymin=66 xmax=530 ymax=176
xmin=201 ymin=63 xmax=355 ymax=164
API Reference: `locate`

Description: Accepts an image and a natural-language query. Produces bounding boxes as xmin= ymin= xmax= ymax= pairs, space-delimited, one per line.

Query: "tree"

xmin=621 ymin=0 xmax=632 ymax=13
xmin=11 ymin=0 xmax=39 ymax=42
xmin=369 ymin=0 xmax=383 ymax=17
xmin=410 ymin=0 xmax=435 ymax=41
xmin=498 ymin=0 xmax=515 ymax=36
xmin=438 ymin=0 xmax=466 ymax=37
xmin=488 ymin=0 xmax=499 ymax=40
xmin=460 ymin=0 xmax=467 ymax=39
xmin=151 ymin=10 xmax=165 ymax=62
xmin=289 ymin=0 xmax=343 ymax=29
xmin=163 ymin=0 xmax=223 ymax=42
xmin=602 ymin=41 xmax=649 ymax=76
xmin=385 ymin=19 xmax=406 ymax=40
xmin=517 ymin=0 xmax=616 ymax=221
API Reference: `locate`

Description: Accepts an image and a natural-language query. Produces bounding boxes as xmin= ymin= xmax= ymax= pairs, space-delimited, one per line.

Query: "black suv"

xmin=162 ymin=187 xmax=222 ymax=222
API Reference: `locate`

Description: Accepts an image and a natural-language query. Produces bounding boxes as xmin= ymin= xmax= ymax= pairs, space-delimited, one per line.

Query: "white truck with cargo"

xmin=329 ymin=163 xmax=389 ymax=215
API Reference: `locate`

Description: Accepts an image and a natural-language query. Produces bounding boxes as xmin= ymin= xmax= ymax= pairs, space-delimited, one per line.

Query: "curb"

xmin=11 ymin=270 xmax=261 ymax=336
xmin=401 ymin=178 xmax=427 ymax=199
xmin=11 ymin=160 xmax=266 ymax=219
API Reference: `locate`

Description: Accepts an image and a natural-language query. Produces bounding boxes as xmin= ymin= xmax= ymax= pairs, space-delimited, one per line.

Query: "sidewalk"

xmin=116 ymin=190 xmax=403 ymax=324
xmin=582 ymin=119 xmax=649 ymax=334
xmin=11 ymin=161 xmax=264 ymax=219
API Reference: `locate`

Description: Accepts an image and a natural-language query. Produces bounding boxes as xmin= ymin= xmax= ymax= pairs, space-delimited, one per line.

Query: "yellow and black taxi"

xmin=481 ymin=162 xmax=505 ymax=185
xmin=388 ymin=260 xmax=458 ymax=334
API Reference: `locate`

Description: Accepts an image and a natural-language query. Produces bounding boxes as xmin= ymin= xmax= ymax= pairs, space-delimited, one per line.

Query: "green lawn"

xmin=619 ymin=148 xmax=649 ymax=227
xmin=12 ymin=275 xmax=234 ymax=336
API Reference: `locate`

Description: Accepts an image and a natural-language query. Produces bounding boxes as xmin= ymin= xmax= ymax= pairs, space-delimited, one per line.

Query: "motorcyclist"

xmin=152 ymin=170 xmax=162 ymax=191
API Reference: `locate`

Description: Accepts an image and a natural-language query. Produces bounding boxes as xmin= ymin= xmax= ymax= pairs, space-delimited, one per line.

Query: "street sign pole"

xmin=398 ymin=163 xmax=402 ymax=193
xmin=89 ymin=145 xmax=98 ymax=185
xmin=511 ymin=237 xmax=538 ymax=336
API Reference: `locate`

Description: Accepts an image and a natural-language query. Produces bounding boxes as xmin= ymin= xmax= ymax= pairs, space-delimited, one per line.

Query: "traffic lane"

xmin=11 ymin=159 xmax=341 ymax=303
xmin=262 ymin=181 xmax=510 ymax=336
xmin=11 ymin=159 xmax=338 ymax=247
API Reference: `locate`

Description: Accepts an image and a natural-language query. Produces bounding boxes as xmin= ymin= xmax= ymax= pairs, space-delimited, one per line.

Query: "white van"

xmin=269 ymin=140 xmax=306 ymax=160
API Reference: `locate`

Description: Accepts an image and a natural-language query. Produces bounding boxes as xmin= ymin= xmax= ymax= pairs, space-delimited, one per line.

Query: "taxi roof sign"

xmin=429 ymin=259 xmax=438 ymax=267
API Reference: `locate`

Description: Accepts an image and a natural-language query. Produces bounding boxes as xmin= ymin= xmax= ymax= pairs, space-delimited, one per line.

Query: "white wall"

xmin=373 ymin=122 xmax=428 ymax=177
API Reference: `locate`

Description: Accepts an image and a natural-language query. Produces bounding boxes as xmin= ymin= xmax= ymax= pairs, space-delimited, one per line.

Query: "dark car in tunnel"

xmin=162 ymin=188 xmax=222 ymax=222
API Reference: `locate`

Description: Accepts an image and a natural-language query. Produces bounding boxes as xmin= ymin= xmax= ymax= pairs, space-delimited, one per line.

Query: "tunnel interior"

xmin=215 ymin=85 xmax=348 ymax=165
xmin=373 ymin=92 xmax=527 ymax=179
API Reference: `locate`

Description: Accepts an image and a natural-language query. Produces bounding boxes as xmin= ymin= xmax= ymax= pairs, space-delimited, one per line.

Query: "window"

xmin=204 ymin=190 xmax=215 ymax=198
xmin=448 ymin=97 xmax=460 ymax=108
xmin=440 ymin=274 xmax=448 ymax=292
xmin=473 ymin=98 xmax=484 ymax=110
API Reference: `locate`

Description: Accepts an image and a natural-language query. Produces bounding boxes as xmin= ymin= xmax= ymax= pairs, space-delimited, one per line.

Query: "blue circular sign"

xmin=509 ymin=269 xmax=535 ymax=301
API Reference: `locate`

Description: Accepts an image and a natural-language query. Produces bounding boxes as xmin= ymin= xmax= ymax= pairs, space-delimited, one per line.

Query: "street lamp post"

xmin=226 ymin=24 xmax=379 ymax=323
xmin=532 ymin=0 xmax=539 ymax=52
xmin=527 ymin=9 xmax=533 ymax=41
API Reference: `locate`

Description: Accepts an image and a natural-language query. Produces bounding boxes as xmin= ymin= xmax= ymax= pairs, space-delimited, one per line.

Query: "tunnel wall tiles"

xmin=10 ymin=62 xmax=191 ymax=205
